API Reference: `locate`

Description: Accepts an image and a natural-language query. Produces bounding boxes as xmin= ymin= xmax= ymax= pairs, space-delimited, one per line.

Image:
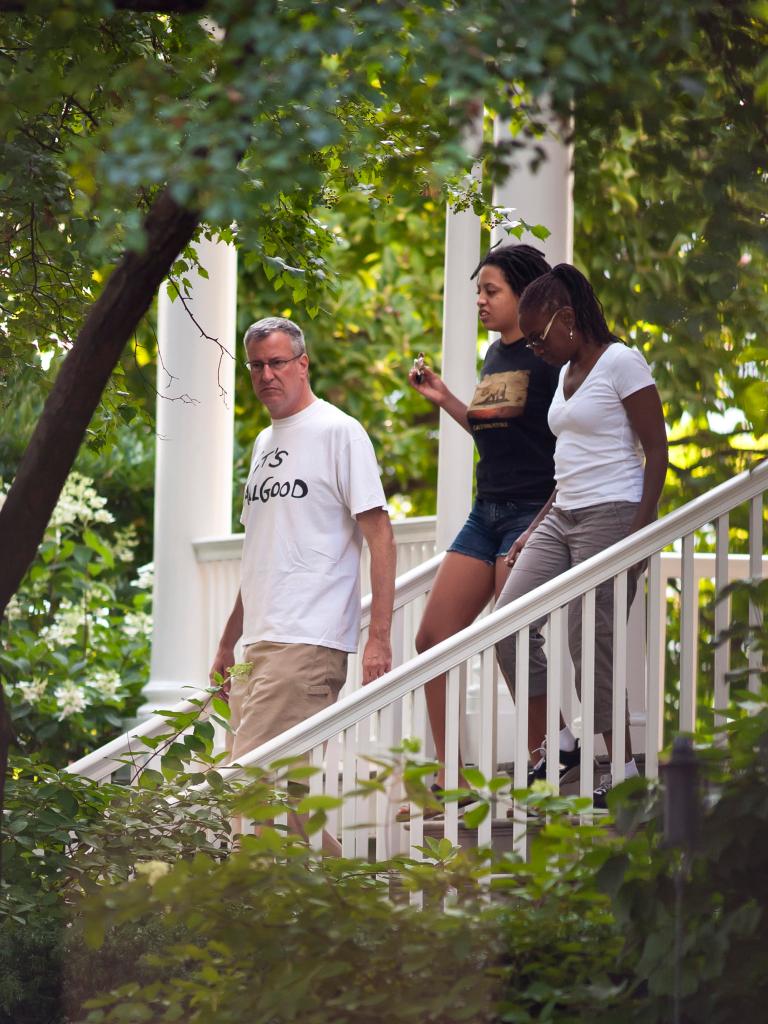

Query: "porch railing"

xmin=68 ymin=460 xmax=767 ymax=860
xmin=191 ymin=515 xmax=439 ymax=689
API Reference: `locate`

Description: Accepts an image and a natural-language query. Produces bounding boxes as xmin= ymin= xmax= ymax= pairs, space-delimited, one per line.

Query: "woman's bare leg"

xmin=416 ymin=552 xmax=495 ymax=787
xmin=493 ymin=555 xmax=511 ymax=601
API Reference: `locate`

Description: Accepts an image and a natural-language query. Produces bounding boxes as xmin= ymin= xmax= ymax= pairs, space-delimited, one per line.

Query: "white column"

xmin=435 ymin=123 xmax=483 ymax=553
xmin=141 ymin=236 xmax=237 ymax=715
xmin=491 ymin=115 xmax=574 ymax=265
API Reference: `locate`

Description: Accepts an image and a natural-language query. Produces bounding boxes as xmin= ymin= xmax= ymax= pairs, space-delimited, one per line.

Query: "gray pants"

xmin=495 ymin=501 xmax=639 ymax=735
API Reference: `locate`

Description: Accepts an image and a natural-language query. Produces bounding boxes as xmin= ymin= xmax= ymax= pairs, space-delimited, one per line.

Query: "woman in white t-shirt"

xmin=494 ymin=264 xmax=668 ymax=807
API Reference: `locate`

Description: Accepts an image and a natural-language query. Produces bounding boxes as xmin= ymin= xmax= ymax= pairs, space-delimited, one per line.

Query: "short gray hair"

xmin=243 ymin=316 xmax=306 ymax=356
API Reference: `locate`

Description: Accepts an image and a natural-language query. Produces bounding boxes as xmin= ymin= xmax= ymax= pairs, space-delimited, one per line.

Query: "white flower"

xmin=54 ymin=681 xmax=88 ymax=720
xmin=132 ymin=563 xmax=154 ymax=592
xmin=50 ymin=472 xmax=114 ymax=529
xmin=40 ymin=599 xmax=83 ymax=646
xmin=5 ymin=594 xmax=23 ymax=622
xmin=122 ymin=610 xmax=151 ymax=639
xmin=111 ymin=525 xmax=138 ymax=564
xmin=135 ymin=860 xmax=171 ymax=885
xmin=17 ymin=678 xmax=48 ymax=704
xmin=89 ymin=670 xmax=123 ymax=700
xmin=229 ymin=662 xmax=252 ymax=679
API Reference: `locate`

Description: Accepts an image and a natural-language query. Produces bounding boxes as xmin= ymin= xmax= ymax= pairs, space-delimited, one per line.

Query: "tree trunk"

xmin=0 ymin=189 xmax=199 ymax=877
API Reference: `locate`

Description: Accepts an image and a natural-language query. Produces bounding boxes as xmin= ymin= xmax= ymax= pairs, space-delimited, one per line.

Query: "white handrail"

xmin=66 ymin=697 xmax=203 ymax=781
xmin=67 ymin=458 xmax=766 ymax=785
xmin=66 ymin=554 xmax=446 ymax=781
xmin=203 ymin=457 xmax=768 ymax=785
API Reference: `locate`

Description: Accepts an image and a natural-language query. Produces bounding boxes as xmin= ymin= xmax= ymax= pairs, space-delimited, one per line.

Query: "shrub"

xmin=5 ymin=688 xmax=768 ymax=1023
xmin=595 ymin=692 xmax=768 ymax=1024
xmin=0 ymin=473 xmax=151 ymax=763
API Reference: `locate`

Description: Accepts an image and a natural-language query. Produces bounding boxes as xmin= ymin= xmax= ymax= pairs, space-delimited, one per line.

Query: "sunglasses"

xmin=526 ymin=308 xmax=564 ymax=350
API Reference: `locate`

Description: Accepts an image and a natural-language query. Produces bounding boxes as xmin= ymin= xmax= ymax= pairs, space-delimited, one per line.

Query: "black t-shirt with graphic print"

xmin=468 ymin=337 xmax=559 ymax=503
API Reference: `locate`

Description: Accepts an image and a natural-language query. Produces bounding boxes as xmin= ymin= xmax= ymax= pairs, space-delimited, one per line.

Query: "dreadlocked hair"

xmin=471 ymin=243 xmax=551 ymax=296
xmin=519 ymin=264 xmax=614 ymax=347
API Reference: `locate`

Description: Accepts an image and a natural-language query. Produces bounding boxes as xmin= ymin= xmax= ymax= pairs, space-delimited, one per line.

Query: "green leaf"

xmin=211 ymin=697 xmax=230 ymax=720
xmin=462 ymin=803 xmax=489 ymax=829
xmin=460 ymin=767 xmax=486 ymax=789
xmin=296 ymin=794 xmax=343 ymax=813
xmin=137 ymin=768 xmax=164 ymax=790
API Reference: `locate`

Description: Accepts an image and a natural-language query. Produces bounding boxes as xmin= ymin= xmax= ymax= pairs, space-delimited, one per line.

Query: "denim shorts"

xmin=448 ymin=498 xmax=543 ymax=566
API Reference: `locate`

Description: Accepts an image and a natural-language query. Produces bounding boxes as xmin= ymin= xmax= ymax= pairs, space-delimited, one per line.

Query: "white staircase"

xmin=67 ymin=459 xmax=768 ymax=859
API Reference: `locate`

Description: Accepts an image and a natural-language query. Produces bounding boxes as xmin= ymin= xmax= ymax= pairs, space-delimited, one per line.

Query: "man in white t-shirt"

xmin=210 ymin=316 xmax=396 ymax=775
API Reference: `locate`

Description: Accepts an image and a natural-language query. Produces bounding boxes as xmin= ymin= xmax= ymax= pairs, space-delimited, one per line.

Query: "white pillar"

xmin=141 ymin=237 xmax=237 ymax=714
xmin=491 ymin=115 xmax=574 ymax=265
xmin=435 ymin=124 xmax=483 ymax=553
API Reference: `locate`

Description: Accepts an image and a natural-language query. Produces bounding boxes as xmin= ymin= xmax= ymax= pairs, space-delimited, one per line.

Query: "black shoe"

xmin=527 ymin=740 xmax=581 ymax=786
xmin=592 ymin=774 xmax=612 ymax=810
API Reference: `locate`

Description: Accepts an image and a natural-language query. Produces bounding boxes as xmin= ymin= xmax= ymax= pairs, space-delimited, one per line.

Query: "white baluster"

xmin=341 ymin=725 xmax=358 ymax=858
xmin=477 ymin=647 xmax=496 ymax=848
xmin=579 ymin=588 xmax=596 ymax=801
xmin=545 ymin=609 xmax=563 ymax=790
xmin=409 ymin=686 xmax=427 ymax=863
xmin=309 ymin=745 xmax=324 ymax=852
xmin=713 ymin=513 xmax=731 ymax=720
xmin=324 ymin=733 xmax=341 ymax=839
xmin=513 ymin=626 xmax=530 ymax=856
xmin=444 ymin=665 xmax=461 ymax=846
xmin=611 ymin=571 xmax=628 ymax=784
xmin=645 ymin=552 xmax=664 ymax=778
xmin=679 ymin=533 xmax=697 ymax=732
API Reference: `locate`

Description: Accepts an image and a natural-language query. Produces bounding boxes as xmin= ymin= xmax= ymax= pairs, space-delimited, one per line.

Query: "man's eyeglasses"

xmin=526 ymin=308 xmax=564 ymax=349
xmin=244 ymin=354 xmax=303 ymax=375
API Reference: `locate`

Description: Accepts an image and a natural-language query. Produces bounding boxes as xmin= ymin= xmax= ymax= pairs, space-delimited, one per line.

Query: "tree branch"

xmin=0 ymin=191 xmax=198 ymax=874
xmin=0 ymin=188 xmax=198 ymax=618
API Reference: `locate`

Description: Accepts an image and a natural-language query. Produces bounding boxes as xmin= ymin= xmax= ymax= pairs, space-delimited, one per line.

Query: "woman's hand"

xmin=506 ymin=528 xmax=532 ymax=567
xmin=408 ymin=363 xmax=449 ymax=407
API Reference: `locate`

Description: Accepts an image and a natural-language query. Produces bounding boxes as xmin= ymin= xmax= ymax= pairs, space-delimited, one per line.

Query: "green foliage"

xmin=594 ymin=693 xmax=768 ymax=1023
xmin=571 ymin=0 xmax=768 ymax=478
xmin=0 ymin=473 xmax=151 ymax=763
xmin=5 ymin=688 xmax=768 ymax=1024
xmin=78 ymin=846 xmax=500 ymax=1024
xmin=0 ymin=0 xmax=512 ymax=448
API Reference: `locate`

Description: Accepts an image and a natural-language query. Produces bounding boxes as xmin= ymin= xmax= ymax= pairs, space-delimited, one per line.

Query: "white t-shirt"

xmin=239 ymin=399 xmax=387 ymax=652
xmin=548 ymin=343 xmax=656 ymax=510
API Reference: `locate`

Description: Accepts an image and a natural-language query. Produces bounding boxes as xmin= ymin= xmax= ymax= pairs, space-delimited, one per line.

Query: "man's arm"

xmin=209 ymin=589 xmax=244 ymax=698
xmin=356 ymin=507 xmax=396 ymax=684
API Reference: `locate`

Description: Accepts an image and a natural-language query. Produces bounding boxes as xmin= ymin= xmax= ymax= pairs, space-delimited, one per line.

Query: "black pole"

xmin=663 ymin=736 xmax=699 ymax=849
xmin=662 ymin=736 xmax=700 ymax=1024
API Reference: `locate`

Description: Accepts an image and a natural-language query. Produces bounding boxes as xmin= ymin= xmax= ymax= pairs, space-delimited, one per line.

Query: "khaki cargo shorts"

xmin=228 ymin=640 xmax=348 ymax=764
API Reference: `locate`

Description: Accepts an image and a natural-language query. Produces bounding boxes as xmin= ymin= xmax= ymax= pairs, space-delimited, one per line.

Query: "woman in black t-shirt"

xmin=407 ymin=244 xmax=559 ymax=795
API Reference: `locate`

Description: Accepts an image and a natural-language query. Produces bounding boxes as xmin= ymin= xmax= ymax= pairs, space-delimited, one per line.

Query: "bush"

xmin=595 ymin=693 xmax=768 ymax=1024
xmin=0 ymin=473 xmax=151 ymax=763
xmin=5 ymin=687 xmax=768 ymax=1023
